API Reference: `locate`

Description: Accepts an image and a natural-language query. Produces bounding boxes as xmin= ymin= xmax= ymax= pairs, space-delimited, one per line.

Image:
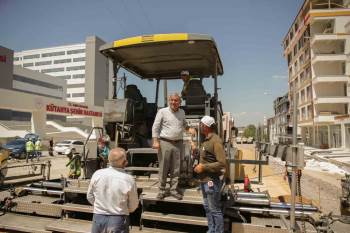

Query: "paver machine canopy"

xmin=100 ymin=33 xmax=225 ymax=148
xmin=100 ymin=33 xmax=223 ymax=79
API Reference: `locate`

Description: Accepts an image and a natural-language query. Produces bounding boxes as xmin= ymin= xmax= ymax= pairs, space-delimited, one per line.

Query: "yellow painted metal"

xmin=113 ymin=33 xmax=189 ymax=48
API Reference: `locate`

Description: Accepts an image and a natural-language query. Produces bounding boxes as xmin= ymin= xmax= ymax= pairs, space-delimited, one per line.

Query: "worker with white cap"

xmin=180 ymin=70 xmax=192 ymax=98
xmin=194 ymin=115 xmax=226 ymax=233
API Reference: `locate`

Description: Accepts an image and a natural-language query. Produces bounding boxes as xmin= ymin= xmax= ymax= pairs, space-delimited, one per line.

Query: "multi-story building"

xmin=267 ymin=94 xmax=292 ymax=144
xmin=0 ymin=45 xmax=66 ymax=121
xmin=283 ymin=0 xmax=350 ymax=149
xmin=14 ymin=36 xmax=110 ymax=107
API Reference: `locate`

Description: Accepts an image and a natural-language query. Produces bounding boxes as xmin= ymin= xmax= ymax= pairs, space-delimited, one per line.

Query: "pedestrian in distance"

xmin=25 ymin=139 xmax=34 ymax=163
xmin=34 ymin=138 xmax=42 ymax=161
xmin=87 ymin=148 xmax=139 ymax=233
xmin=49 ymin=137 xmax=54 ymax=156
xmin=152 ymin=93 xmax=196 ymax=200
xmin=194 ymin=115 xmax=227 ymax=233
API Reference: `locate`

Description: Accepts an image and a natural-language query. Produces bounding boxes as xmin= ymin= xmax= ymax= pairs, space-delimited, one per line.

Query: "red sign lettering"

xmin=46 ymin=104 xmax=102 ymax=117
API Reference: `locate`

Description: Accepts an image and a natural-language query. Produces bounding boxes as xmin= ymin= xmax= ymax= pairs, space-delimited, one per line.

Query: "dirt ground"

xmin=236 ymin=144 xmax=349 ymax=233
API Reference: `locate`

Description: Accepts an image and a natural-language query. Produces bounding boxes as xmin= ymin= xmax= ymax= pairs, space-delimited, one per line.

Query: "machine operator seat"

xmin=183 ymin=79 xmax=208 ymax=115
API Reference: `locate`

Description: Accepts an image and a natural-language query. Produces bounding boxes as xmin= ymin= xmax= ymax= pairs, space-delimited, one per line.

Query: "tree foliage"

xmin=243 ymin=124 xmax=256 ymax=138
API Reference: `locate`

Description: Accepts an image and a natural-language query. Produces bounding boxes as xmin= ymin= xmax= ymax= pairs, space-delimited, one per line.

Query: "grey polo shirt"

xmin=152 ymin=107 xmax=187 ymax=140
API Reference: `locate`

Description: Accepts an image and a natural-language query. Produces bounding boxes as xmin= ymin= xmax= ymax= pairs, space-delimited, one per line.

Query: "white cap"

xmin=201 ymin=116 xmax=215 ymax=127
xmin=181 ymin=70 xmax=189 ymax=76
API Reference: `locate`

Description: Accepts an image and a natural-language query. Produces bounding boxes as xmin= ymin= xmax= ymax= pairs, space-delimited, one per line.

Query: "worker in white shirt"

xmin=87 ymin=148 xmax=139 ymax=233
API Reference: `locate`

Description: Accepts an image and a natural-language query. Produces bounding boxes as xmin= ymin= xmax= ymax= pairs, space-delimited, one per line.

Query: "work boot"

xmin=170 ymin=192 xmax=183 ymax=200
xmin=157 ymin=192 xmax=166 ymax=200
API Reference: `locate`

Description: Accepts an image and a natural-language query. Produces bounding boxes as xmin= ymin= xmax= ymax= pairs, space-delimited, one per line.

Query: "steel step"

xmin=64 ymin=186 xmax=88 ymax=194
xmin=46 ymin=218 xmax=92 ymax=233
xmin=11 ymin=194 xmax=63 ymax=217
xmin=143 ymin=186 xmax=201 ymax=196
xmin=125 ymin=166 xmax=159 ymax=172
xmin=141 ymin=191 xmax=203 ymax=205
xmin=137 ymin=227 xmax=187 ymax=233
xmin=46 ymin=218 xmax=185 ymax=233
xmin=0 ymin=212 xmax=55 ymax=233
xmin=62 ymin=203 xmax=93 ymax=213
xmin=142 ymin=211 xmax=207 ymax=226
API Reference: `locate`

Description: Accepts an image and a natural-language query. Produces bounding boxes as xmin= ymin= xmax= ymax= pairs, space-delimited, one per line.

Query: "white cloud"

xmin=272 ymin=75 xmax=288 ymax=79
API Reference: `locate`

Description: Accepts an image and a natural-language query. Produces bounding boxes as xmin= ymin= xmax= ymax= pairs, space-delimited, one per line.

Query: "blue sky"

xmin=0 ymin=0 xmax=303 ymax=126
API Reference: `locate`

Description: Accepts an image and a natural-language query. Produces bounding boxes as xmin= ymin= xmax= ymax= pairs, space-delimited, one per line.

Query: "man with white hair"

xmin=194 ymin=115 xmax=226 ymax=233
xmin=152 ymin=92 xmax=195 ymax=200
xmin=87 ymin=148 xmax=139 ymax=233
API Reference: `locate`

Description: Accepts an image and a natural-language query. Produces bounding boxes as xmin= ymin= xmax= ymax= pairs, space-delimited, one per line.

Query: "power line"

xmin=102 ymin=0 xmax=128 ymax=36
xmin=136 ymin=0 xmax=155 ymax=33
xmin=120 ymin=0 xmax=144 ymax=33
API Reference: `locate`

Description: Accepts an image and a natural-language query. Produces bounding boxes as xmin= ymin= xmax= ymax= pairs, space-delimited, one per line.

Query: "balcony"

xmin=314 ymin=96 xmax=350 ymax=104
xmin=313 ymin=75 xmax=349 ymax=83
xmin=314 ymin=114 xmax=335 ymax=123
xmin=312 ymin=54 xmax=347 ymax=63
xmin=311 ymin=34 xmax=348 ymax=45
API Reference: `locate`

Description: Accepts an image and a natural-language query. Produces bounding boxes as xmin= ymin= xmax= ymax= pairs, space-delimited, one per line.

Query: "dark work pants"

xmin=91 ymin=214 xmax=129 ymax=233
xmin=158 ymin=140 xmax=182 ymax=193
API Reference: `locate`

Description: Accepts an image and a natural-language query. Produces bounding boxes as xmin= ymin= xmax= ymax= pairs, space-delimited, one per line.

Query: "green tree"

xmin=243 ymin=124 xmax=256 ymax=138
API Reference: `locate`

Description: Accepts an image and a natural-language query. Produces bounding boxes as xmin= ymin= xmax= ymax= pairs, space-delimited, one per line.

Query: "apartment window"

xmin=56 ymin=75 xmax=71 ymax=79
xmin=41 ymin=67 xmax=65 ymax=73
xmin=68 ymin=83 xmax=85 ymax=88
xmin=14 ymin=57 xmax=20 ymax=61
xmin=35 ymin=61 xmax=52 ymax=66
xmin=42 ymin=51 xmax=65 ymax=57
xmin=72 ymin=74 xmax=85 ymax=79
xmin=23 ymin=63 xmax=34 ymax=67
xmin=67 ymin=49 xmax=85 ymax=55
xmin=71 ymin=93 xmax=85 ymax=97
xmin=73 ymin=57 xmax=85 ymax=62
xmin=307 ymin=105 xmax=312 ymax=119
xmin=298 ymin=55 xmax=303 ymax=66
xmin=23 ymin=54 xmax=40 ymax=59
xmin=298 ymin=39 xmax=303 ymax=50
xmin=301 ymin=90 xmax=305 ymax=102
xmin=305 ymin=66 xmax=311 ymax=78
xmin=306 ymin=86 xmax=311 ymax=100
xmin=294 ymin=61 xmax=298 ymax=72
xmin=302 ymin=108 xmax=306 ymax=120
xmin=54 ymin=58 xmax=71 ymax=64
xmin=66 ymin=65 xmax=85 ymax=71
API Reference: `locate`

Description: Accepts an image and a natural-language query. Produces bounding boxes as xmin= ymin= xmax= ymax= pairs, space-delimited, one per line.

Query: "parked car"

xmin=235 ymin=137 xmax=242 ymax=144
xmin=3 ymin=138 xmax=26 ymax=159
xmin=53 ymin=140 xmax=84 ymax=156
xmin=24 ymin=133 xmax=39 ymax=143
xmin=247 ymin=137 xmax=254 ymax=144
xmin=241 ymin=137 xmax=248 ymax=144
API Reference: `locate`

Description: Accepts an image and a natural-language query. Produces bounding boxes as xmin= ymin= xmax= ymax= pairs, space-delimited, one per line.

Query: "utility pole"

xmin=290 ymin=86 xmax=298 ymax=231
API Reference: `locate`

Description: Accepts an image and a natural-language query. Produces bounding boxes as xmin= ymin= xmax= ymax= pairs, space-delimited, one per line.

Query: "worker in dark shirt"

xmin=194 ymin=116 xmax=226 ymax=233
